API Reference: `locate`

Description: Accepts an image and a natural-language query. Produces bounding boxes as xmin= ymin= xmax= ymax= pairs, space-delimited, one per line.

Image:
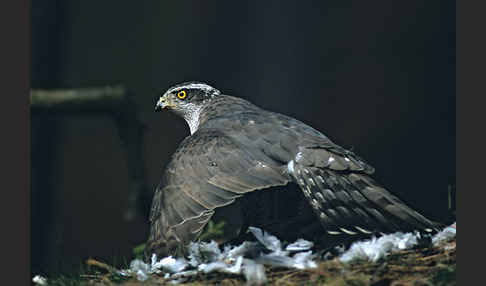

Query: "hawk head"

xmin=155 ymin=81 xmax=222 ymax=134
xmin=155 ymin=82 xmax=221 ymax=112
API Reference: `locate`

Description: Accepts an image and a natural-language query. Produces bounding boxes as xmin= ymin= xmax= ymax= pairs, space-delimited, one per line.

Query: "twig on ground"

xmin=86 ymin=258 xmax=118 ymax=273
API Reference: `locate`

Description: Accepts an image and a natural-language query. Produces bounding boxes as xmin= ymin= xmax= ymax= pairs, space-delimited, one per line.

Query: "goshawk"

xmin=146 ymin=82 xmax=440 ymax=257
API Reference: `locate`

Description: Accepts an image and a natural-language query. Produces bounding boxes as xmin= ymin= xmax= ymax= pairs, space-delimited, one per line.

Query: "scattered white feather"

xmin=117 ymin=224 xmax=456 ymax=283
xmin=432 ymin=222 xmax=456 ymax=246
xmin=339 ymin=222 xmax=457 ymax=263
xmin=243 ymin=259 xmax=268 ymax=285
xmin=157 ymin=256 xmax=189 ymax=273
xmin=248 ymin=226 xmax=284 ymax=254
xmin=339 ymin=232 xmax=418 ymax=263
xmin=255 ymin=253 xmax=296 ymax=268
xmin=225 ymin=241 xmax=261 ymax=259
xmin=292 ymin=251 xmax=318 ymax=269
xmin=200 ymin=256 xmax=244 ymax=274
xmin=129 ymin=259 xmax=151 ymax=281
xmin=286 ymin=238 xmax=314 ymax=252
xmin=188 ymin=240 xmax=223 ymax=266
xmin=32 ymin=275 xmax=47 ymax=285
xmin=119 ymin=227 xmax=318 ymax=283
xmin=118 ymin=253 xmax=188 ymax=281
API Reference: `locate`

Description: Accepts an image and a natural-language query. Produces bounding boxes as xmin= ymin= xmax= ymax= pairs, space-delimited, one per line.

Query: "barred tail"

xmin=292 ymin=164 xmax=441 ymax=236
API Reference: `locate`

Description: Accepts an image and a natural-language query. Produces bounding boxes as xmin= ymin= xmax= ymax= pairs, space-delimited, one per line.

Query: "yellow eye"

xmin=177 ymin=90 xmax=187 ymax=99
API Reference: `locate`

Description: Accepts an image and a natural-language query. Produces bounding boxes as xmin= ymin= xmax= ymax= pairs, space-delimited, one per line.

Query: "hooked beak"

xmin=155 ymin=96 xmax=172 ymax=112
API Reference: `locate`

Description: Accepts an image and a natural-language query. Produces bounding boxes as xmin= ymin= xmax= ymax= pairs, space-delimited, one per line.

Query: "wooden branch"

xmin=30 ymin=86 xmax=130 ymax=113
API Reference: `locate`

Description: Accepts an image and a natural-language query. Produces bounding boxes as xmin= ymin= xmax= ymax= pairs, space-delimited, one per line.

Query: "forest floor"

xmin=44 ymin=237 xmax=455 ymax=286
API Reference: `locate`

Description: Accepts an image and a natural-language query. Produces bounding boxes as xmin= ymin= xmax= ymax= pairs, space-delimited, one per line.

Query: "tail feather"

xmin=346 ymin=173 xmax=440 ymax=232
xmin=292 ymin=164 xmax=440 ymax=236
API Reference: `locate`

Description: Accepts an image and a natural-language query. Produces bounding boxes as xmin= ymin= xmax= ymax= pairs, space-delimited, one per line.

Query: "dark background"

xmin=31 ymin=0 xmax=455 ymax=275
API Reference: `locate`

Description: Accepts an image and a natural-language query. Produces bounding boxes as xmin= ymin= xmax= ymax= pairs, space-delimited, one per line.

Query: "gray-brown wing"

xmin=231 ymin=111 xmax=440 ymax=235
xmin=146 ymin=129 xmax=290 ymax=257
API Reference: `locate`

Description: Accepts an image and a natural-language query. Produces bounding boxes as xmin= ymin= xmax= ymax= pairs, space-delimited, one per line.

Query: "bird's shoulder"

xmin=200 ymin=95 xmax=330 ymax=141
xmin=195 ymin=100 xmax=338 ymax=164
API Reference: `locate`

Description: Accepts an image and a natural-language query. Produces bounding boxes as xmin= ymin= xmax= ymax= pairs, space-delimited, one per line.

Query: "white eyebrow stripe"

xmin=169 ymin=83 xmax=220 ymax=94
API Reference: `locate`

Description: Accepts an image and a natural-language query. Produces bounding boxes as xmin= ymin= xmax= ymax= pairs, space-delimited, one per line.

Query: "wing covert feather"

xmin=147 ymin=129 xmax=290 ymax=255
